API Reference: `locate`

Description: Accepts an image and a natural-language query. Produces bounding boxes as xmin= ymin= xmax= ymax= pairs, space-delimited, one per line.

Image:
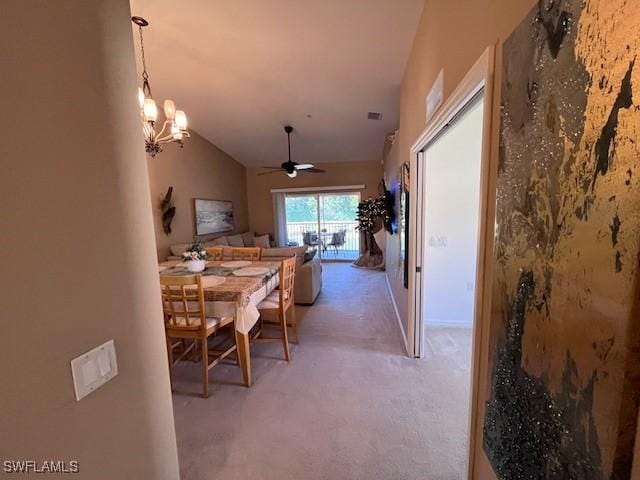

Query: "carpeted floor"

xmin=171 ymin=263 xmax=472 ymax=480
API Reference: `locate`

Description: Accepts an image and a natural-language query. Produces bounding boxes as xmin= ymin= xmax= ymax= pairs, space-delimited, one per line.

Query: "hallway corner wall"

xmin=0 ymin=2 xmax=180 ymax=477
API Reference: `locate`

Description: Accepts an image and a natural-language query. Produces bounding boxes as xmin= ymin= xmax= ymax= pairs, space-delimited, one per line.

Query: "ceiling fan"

xmin=259 ymin=126 xmax=326 ymax=178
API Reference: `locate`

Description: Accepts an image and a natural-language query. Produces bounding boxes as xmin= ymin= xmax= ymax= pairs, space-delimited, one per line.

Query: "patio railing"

xmin=286 ymin=221 xmax=360 ymax=255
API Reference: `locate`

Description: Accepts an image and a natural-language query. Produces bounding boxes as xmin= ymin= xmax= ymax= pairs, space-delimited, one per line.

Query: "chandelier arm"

xmin=155 ymin=120 xmax=172 ymax=139
xmin=143 ymin=122 xmax=157 ymax=141
xmin=157 ymin=130 xmax=191 ymax=143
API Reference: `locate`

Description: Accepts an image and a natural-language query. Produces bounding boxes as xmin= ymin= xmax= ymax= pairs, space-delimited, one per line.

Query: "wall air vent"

xmin=367 ymin=112 xmax=382 ymax=120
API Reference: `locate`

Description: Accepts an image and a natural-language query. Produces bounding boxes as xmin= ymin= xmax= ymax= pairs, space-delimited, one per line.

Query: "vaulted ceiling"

xmin=129 ymin=0 xmax=424 ymax=166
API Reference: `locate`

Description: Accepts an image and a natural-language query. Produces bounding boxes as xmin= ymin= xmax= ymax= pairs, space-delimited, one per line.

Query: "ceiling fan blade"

xmin=257 ymin=170 xmax=284 ymax=176
xmin=294 ymin=163 xmax=315 ymax=170
xmin=301 ymin=167 xmax=326 ymax=173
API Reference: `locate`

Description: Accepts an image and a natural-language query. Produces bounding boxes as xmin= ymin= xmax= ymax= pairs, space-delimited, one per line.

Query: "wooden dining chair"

xmin=205 ymin=246 xmax=224 ymax=260
xmin=160 ymin=274 xmax=236 ymax=398
xmin=231 ymin=247 xmax=262 ymax=261
xmin=255 ymin=256 xmax=297 ymax=361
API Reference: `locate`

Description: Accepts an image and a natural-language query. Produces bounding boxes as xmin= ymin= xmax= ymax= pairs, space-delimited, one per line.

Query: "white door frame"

xmin=406 ymin=46 xmax=496 ymax=479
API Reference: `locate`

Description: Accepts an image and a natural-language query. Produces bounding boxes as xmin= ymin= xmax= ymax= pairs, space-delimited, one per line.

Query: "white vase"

xmin=185 ymin=259 xmax=206 ymax=273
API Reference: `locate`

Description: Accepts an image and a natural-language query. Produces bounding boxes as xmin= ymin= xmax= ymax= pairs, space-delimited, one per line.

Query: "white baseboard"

xmin=385 ymin=274 xmax=409 ymax=356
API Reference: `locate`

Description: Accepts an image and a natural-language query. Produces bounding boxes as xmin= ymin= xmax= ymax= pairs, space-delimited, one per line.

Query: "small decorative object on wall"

xmin=194 ymin=199 xmax=234 ymax=236
xmin=382 ymin=129 xmax=398 ymax=161
xmin=425 ymin=69 xmax=444 ymax=122
xmin=399 ymin=163 xmax=410 ymax=288
xmin=160 ymin=186 xmax=176 ymax=235
xmin=482 ymin=1 xmax=640 ymax=479
xmin=132 ymin=16 xmax=190 ymax=157
xmin=182 ymin=240 xmax=208 ymax=273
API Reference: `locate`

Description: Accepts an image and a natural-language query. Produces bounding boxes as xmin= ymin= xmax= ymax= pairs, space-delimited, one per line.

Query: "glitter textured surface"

xmin=483 ymin=0 xmax=640 ymax=478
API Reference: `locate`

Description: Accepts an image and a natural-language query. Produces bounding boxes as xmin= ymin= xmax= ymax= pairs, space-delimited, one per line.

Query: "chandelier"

xmin=132 ymin=16 xmax=190 ymax=157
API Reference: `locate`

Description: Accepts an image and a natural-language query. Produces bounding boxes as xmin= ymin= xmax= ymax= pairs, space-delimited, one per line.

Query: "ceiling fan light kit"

xmin=259 ymin=126 xmax=326 ymax=178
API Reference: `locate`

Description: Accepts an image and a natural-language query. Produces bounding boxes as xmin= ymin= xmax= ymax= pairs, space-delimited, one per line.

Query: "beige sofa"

xmin=261 ymin=247 xmax=322 ymax=305
xmin=167 ymin=232 xmax=322 ymax=305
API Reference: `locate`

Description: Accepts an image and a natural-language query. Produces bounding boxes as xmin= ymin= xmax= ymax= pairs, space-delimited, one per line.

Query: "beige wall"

xmin=147 ymin=130 xmax=249 ymax=260
xmin=0 ymin=2 xmax=179 ymax=478
xmin=383 ymin=0 xmax=536 ymax=478
xmin=383 ymin=141 xmax=408 ymax=335
xmin=246 ymin=160 xmax=383 ymax=237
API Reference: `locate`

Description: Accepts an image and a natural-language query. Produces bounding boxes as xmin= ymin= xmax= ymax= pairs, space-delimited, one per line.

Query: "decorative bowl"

xmin=185 ymin=260 xmax=206 ymax=273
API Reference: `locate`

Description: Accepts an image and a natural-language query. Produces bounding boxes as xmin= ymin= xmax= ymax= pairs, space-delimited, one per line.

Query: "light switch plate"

xmin=426 ymin=69 xmax=444 ymax=123
xmin=70 ymin=339 xmax=118 ymax=401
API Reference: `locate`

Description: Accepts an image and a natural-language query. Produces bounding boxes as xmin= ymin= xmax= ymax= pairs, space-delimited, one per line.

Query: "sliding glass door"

xmin=284 ymin=192 xmax=360 ymax=261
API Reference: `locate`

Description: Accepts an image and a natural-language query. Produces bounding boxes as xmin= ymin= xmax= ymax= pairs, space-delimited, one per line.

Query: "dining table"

xmin=158 ymin=259 xmax=280 ymax=387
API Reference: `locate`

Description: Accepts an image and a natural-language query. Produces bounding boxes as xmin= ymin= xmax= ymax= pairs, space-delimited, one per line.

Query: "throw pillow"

xmin=211 ymin=236 xmax=229 ymax=246
xmin=241 ymin=231 xmax=255 ymax=247
xmin=254 ymin=234 xmax=270 ymax=249
xmin=304 ymin=248 xmax=317 ymax=263
xmin=226 ymin=234 xmax=245 ymax=247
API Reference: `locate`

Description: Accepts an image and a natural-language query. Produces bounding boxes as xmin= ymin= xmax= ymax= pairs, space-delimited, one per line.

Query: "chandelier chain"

xmin=137 ymin=25 xmax=152 ymax=97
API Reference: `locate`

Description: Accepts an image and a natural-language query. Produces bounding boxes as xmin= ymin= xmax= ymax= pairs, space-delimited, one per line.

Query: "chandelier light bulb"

xmin=143 ymin=98 xmax=158 ymax=122
xmin=175 ymin=110 xmax=187 ymax=130
xmin=138 ymin=87 xmax=145 ymax=108
xmin=287 ymin=170 xmax=298 ymax=178
xmin=163 ymin=99 xmax=176 ymax=121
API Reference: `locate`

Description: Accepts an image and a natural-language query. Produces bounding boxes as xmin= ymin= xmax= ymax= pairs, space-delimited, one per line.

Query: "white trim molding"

xmin=270 ymin=184 xmax=365 ymax=194
xmin=386 ymin=274 xmax=409 ymax=356
xmin=406 ymin=45 xmax=496 ymax=480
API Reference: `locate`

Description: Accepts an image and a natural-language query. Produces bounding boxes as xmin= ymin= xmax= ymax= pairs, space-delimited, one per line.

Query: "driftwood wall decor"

xmin=482 ymin=1 xmax=640 ymax=478
xmin=160 ymin=186 xmax=176 ymax=235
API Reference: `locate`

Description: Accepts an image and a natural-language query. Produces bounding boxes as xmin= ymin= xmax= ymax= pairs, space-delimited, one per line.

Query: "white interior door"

xmin=406 ymin=47 xmax=495 ymax=479
xmin=415 ymin=92 xmax=485 ymax=479
xmin=412 ymin=151 xmax=425 ymax=358
xmin=421 ymin=93 xmax=485 ymax=332
xmin=412 ymin=91 xmax=486 ymax=356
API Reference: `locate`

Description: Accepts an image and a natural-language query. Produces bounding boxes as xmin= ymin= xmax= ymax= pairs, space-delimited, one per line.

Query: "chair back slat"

xmin=279 ymin=257 xmax=296 ymax=307
xmin=205 ymin=246 xmax=224 ymax=260
xmin=231 ymin=247 xmax=262 ymax=261
xmin=160 ymin=274 xmax=207 ymax=331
